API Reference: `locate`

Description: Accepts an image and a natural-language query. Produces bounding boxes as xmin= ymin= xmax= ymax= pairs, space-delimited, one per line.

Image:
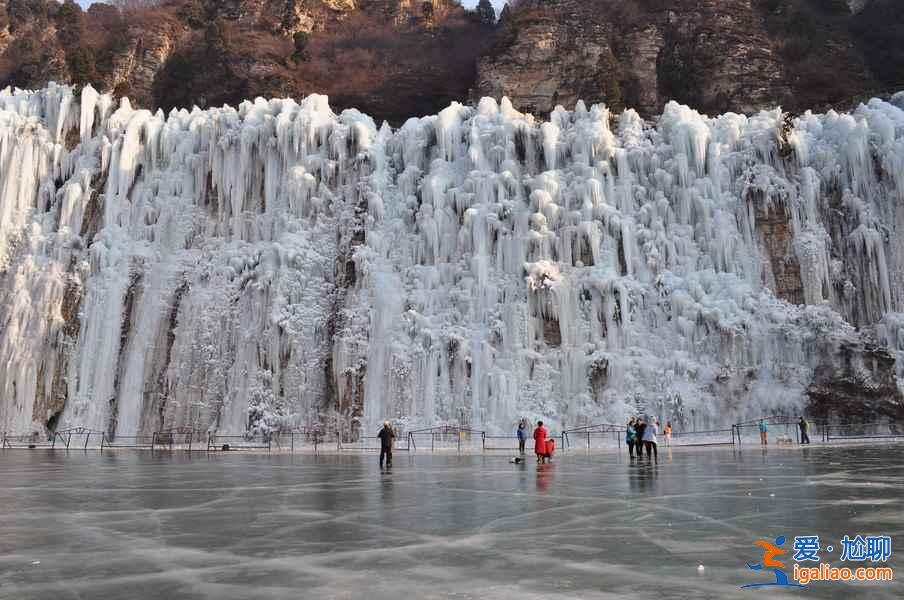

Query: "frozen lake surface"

xmin=1 ymin=446 xmax=902 ymax=599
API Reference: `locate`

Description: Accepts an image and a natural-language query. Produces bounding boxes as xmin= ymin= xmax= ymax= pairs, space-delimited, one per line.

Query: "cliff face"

xmin=0 ymin=0 xmax=490 ymax=124
xmin=476 ymin=0 xmax=899 ymax=118
xmin=1 ymin=1 xmax=902 ymax=123
xmin=1 ymin=84 xmax=903 ymax=440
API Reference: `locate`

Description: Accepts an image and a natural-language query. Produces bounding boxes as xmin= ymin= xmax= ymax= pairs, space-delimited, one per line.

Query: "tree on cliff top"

xmin=475 ymin=0 xmax=496 ymax=25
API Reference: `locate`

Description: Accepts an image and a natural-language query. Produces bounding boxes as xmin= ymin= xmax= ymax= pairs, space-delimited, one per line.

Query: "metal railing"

xmin=670 ymin=427 xmax=736 ymax=447
xmin=1 ymin=432 xmax=55 ymax=449
xmin=151 ymin=427 xmax=208 ymax=451
xmin=561 ymin=423 xmax=623 ymax=450
xmin=5 ymin=417 xmax=902 ymax=453
xmin=407 ymin=426 xmax=486 ymax=452
xmin=53 ymin=427 xmax=104 ymax=450
xmin=822 ymin=421 xmax=903 ymax=442
xmin=100 ymin=433 xmax=155 ymax=450
xmin=275 ymin=427 xmax=324 ymax=452
xmin=207 ymin=433 xmax=273 ymax=452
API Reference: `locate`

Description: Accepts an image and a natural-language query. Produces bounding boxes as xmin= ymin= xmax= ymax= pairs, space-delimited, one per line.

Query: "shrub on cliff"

xmin=67 ymin=47 xmax=98 ymax=87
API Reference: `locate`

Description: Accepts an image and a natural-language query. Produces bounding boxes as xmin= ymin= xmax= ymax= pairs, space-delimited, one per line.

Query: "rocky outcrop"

xmin=280 ymin=0 xmax=358 ymax=35
xmin=107 ymin=21 xmax=183 ymax=104
xmin=476 ymin=0 xmax=623 ymax=114
xmin=807 ymin=341 xmax=903 ymax=421
xmin=476 ymin=0 xmax=790 ymax=116
xmin=476 ymin=0 xmax=899 ymax=118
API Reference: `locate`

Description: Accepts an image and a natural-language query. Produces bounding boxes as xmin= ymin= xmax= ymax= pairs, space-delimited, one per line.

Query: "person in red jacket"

xmin=533 ymin=421 xmax=549 ymax=463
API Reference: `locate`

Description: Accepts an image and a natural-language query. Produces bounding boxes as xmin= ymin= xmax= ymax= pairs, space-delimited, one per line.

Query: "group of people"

xmin=518 ymin=416 xmax=673 ymax=463
xmin=516 ymin=419 xmax=555 ymax=463
xmin=378 ymin=414 xmax=814 ymax=469
xmin=625 ymin=417 xmax=670 ymax=459
xmin=758 ymin=417 xmax=811 ymax=445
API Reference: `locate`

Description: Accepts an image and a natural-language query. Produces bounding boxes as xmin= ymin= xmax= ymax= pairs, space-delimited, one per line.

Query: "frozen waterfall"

xmin=1 ymin=84 xmax=903 ymax=439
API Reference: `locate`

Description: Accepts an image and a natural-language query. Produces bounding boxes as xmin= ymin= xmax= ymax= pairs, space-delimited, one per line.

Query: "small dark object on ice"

xmin=28 ymin=444 xmax=36 ymax=449
xmin=509 ymin=457 xmax=523 ymax=464
xmin=221 ymin=444 xmax=230 ymax=451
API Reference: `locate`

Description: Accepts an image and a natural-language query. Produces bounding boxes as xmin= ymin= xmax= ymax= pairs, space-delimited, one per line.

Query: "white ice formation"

xmin=1 ymin=84 xmax=903 ymax=439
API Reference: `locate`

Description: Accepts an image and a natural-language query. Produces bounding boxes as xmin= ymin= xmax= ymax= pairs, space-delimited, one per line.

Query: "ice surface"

xmin=1 ymin=84 xmax=904 ymax=439
xmin=0 ymin=448 xmax=902 ymax=599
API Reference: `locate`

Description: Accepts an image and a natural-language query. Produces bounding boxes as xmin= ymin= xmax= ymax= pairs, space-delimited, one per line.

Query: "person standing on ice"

xmin=664 ymin=421 xmax=673 ymax=447
xmin=643 ymin=418 xmax=659 ymax=460
xmin=634 ymin=418 xmax=646 ymax=458
xmin=625 ymin=417 xmax=638 ymax=458
xmin=517 ymin=419 xmax=527 ymax=454
xmin=759 ymin=419 xmax=768 ymax=446
xmin=798 ymin=417 xmax=810 ymax=445
xmin=533 ymin=421 xmax=549 ymax=463
xmin=378 ymin=421 xmax=395 ymax=468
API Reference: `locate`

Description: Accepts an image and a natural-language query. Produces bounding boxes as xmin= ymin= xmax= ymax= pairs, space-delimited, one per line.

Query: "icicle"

xmin=1 ymin=85 xmax=903 ymax=438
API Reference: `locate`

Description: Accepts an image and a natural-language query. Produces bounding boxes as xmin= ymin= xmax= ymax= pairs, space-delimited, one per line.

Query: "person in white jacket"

xmin=643 ymin=418 xmax=659 ymax=460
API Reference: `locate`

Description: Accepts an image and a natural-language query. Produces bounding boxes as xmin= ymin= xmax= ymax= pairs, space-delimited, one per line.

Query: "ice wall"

xmin=1 ymin=84 xmax=902 ymax=438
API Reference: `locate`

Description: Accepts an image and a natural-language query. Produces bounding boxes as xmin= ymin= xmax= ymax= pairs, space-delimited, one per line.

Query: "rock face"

xmin=476 ymin=0 xmax=624 ymax=115
xmin=476 ymin=0 xmax=896 ymax=118
xmin=0 ymin=0 xmax=488 ymax=122
xmin=808 ymin=340 xmax=903 ymax=422
xmin=1 ymin=0 xmax=902 ymax=123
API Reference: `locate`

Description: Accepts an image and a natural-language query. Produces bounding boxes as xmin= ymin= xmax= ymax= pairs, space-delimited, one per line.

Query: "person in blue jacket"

xmin=625 ymin=417 xmax=638 ymax=458
xmin=516 ymin=419 xmax=527 ymax=454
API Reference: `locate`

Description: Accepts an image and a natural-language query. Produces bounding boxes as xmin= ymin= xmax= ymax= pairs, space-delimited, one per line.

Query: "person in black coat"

xmin=634 ymin=418 xmax=646 ymax=458
xmin=378 ymin=421 xmax=396 ymax=467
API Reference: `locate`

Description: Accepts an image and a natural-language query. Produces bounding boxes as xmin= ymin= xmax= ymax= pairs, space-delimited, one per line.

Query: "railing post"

xmin=458 ymin=430 xmax=461 ymax=452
